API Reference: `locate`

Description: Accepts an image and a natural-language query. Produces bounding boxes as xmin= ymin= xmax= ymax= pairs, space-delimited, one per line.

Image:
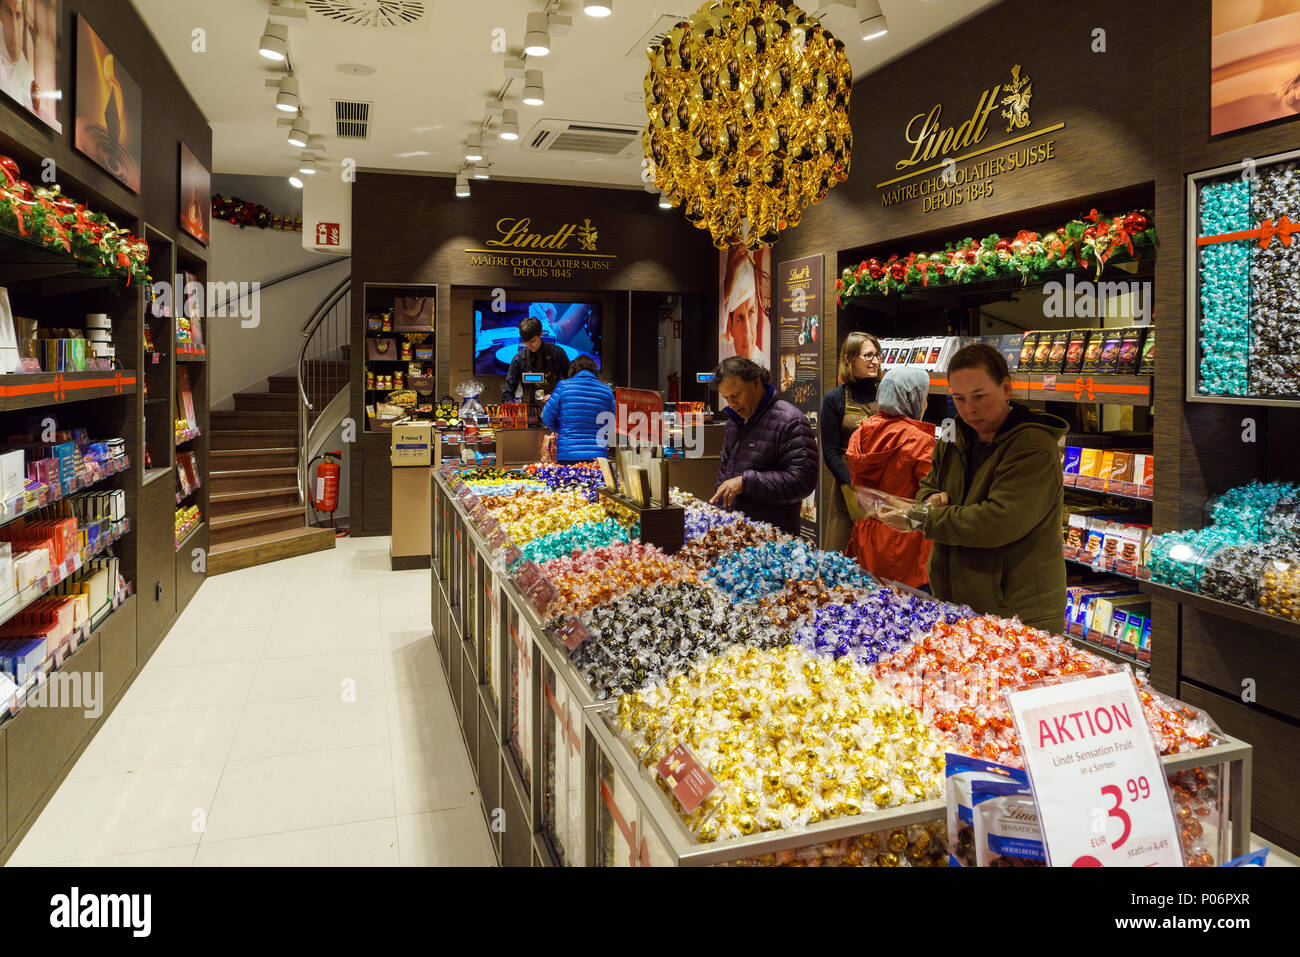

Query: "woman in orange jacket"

xmin=844 ymin=367 xmax=935 ymax=588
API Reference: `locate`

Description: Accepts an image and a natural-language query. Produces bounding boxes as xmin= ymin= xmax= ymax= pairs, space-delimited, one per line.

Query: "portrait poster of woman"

xmin=179 ymin=142 xmax=211 ymax=245
xmin=718 ymin=244 xmax=772 ymax=369
xmin=74 ymin=15 xmax=142 ymax=193
xmin=0 ymin=0 xmax=61 ymax=131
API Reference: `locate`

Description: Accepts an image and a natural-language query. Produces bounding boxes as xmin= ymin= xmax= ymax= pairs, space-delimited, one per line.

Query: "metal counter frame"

xmin=431 ymin=471 xmax=1254 ymax=866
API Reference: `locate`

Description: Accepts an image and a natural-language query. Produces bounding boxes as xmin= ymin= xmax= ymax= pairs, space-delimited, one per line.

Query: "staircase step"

xmin=268 ymin=375 xmax=350 ymax=396
xmin=211 ymin=410 xmax=298 ymax=431
xmin=210 ymin=504 xmax=308 ymax=546
xmin=211 ymin=447 xmax=298 ymax=469
xmin=235 ymin=392 xmax=298 ymax=413
xmin=211 ymin=430 xmax=298 ymax=451
xmin=267 ymin=376 xmax=297 ymax=394
xmin=208 ymin=526 xmax=336 ymax=575
xmin=210 ymin=466 xmax=298 ymax=493
xmin=210 ymin=487 xmax=300 ymax=516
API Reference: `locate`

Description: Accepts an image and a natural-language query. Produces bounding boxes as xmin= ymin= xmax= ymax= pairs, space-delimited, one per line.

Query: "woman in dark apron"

xmin=819 ymin=331 xmax=882 ymax=552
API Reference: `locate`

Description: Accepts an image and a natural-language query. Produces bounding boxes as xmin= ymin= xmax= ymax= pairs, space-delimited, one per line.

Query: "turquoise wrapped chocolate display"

xmin=1197 ymin=177 xmax=1252 ymax=396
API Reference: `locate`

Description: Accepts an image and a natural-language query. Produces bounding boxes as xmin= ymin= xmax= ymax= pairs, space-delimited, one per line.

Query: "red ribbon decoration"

xmin=599 ymin=780 xmax=650 ymax=867
xmin=543 ymin=685 xmax=581 ymax=759
xmin=1197 ymin=214 xmax=1298 ymax=250
xmin=1073 ymin=376 xmax=1096 ymax=401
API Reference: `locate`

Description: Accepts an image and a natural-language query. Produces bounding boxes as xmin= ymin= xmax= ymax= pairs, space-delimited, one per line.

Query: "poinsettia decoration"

xmin=0 ymin=155 xmax=150 ymax=285
xmin=212 ymin=194 xmax=302 ymax=232
xmin=835 ymin=208 xmax=1155 ymax=307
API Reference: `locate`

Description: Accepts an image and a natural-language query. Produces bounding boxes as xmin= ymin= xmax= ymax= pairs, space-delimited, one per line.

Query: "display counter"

xmin=431 ymin=469 xmax=1253 ymax=867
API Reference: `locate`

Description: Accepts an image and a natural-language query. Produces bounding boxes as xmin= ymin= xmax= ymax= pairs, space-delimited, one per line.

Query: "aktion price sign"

xmin=1007 ymin=672 xmax=1183 ymax=867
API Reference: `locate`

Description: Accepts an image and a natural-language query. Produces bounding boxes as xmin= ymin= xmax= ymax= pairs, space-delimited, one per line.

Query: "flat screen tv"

xmin=473 ymin=300 xmax=602 ymax=376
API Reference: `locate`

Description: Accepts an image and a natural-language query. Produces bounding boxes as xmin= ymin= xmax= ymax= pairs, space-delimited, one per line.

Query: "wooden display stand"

xmin=597 ymin=487 xmax=685 ymax=555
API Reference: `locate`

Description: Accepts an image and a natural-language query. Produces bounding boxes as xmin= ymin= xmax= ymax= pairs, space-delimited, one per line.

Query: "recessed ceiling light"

xmin=584 ymin=1 xmax=613 ymax=16
xmin=259 ymin=21 xmax=288 ymax=61
xmin=524 ymin=12 xmax=550 ymax=57
xmin=394 ymin=150 xmax=431 ymax=158
xmin=335 ymin=62 xmax=376 ymax=76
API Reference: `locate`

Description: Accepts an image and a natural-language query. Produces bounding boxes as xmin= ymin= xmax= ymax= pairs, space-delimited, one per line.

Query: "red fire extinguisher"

xmin=308 ymin=451 xmax=346 ymax=536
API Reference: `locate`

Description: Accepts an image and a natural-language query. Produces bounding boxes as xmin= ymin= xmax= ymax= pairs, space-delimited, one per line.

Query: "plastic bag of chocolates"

xmin=944 ymin=753 xmax=1028 ymax=867
xmin=973 ymin=777 xmax=1046 ymax=867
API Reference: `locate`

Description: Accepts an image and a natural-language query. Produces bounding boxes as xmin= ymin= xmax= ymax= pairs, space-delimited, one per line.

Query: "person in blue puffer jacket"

xmin=541 ymin=356 xmax=616 ymax=463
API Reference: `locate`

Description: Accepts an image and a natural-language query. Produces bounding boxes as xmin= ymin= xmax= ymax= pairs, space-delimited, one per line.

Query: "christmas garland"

xmin=836 ymin=208 xmax=1155 ymax=307
xmin=212 ymin=194 xmax=302 ymax=232
xmin=0 ymin=155 xmax=150 ymax=286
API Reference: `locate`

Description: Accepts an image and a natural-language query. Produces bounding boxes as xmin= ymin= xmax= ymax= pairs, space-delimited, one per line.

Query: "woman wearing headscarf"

xmin=844 ymin=367 xmax=935 ymax=588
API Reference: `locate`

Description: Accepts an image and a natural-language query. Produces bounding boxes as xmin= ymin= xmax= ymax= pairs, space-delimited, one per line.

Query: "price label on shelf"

xmin=557 ymin=617 xmax=592 ymax=651
xmin=526 ymin=578 xmax=558 ymax=615
xmin=513 ymin=560 xmax=543 ymax=594
xmin=503 ymin=545 xmax=523 ymax=568
xmin=655 ymin=744 xmax=717 ymax=814
xmin=464 ymin=493 xmax=481 ymax=510
xmin=1007 ymin=672 xmax=1182 ymax=867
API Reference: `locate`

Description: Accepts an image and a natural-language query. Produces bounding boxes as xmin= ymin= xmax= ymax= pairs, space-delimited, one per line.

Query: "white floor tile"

xmin=397 ymin=806 xmax=496 ymax=866
xmin=7 ymin=764 xmax=223 ymax=865
xmin=53 ymin=846 xmax=200 ymax=867
xmin=68 ymin=705 xmax=243 ymax=778
xmin=113 ymin=660 xmax=258 ymax=714
xmin=248 ymin=651 xmax=386 ymax=702
xmin=203 ymin=743 xmax=395 ymax=843
xmin=145 ymin=624 xmax=269 ymax=668
xmin=384 ymin=626 xmax=441 ymax=690
xmin=195 ymin=818 xmax=399 ymax=867
xmin=227 ymin=689 xmax=389 ymax=761
xmin=261 ymin=615 xmax=384 ymax=659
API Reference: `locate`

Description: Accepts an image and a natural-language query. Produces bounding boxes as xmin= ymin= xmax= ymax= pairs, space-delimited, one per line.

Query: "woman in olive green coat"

xmin=898 ymin=343 xmax=1068 ymax=634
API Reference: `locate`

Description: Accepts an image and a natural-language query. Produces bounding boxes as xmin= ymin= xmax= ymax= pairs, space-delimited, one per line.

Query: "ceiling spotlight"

xmin=275 ymin=74 xmax=300 ymax=113
xmin=524 ymin=12 xmax=550 ymax=57
xmin=522 ymin=70 xmax=545 ymax=106
xmin=455 ymin=174 xmax=471 ymax=198
xmin=298 ymin=158 xmax=319 ymax=175
xmin=259 ymin=21 xmax=289 ymax=61
xmin=658 ymin=194 xmax=673 ymax=209
xmin=289 ymin=175 xmax=304 ymax=189
xmin=464 ymin=132 xmax=484 ymax=162
xmin=499 ymin=108 xmax=520 ymax=141
xmin=287 ymin=117 xmax=309 ymax=148
xmin=473 ymin=162 xmax=490 ymax=180
xmin=857 ymin=0 xmax=888 ymax=40
xmin=584 ymin=1 xmax=613 ymax=15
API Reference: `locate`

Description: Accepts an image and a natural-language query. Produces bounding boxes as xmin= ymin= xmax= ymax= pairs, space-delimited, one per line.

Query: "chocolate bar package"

xmin=1138 ymin=329 xmax=1155 ymax=375
xmin=1080 ymin=329 xmax=1107 ymax=374
xmin=1096 ymin=330 xmax=1124 ymax=375
xmin=1045 ymin=331 xmax=1071 ymax=374
xmin=1018 ymin=332 xmax=1040 ymax=372
xmin=1031 ymin=333 xmax=1053 ymax=372
xmin=1116 ymin=329 xmax=1144 ymax=375
xmin=1063 ymin=330 xmax=1089 ymax=374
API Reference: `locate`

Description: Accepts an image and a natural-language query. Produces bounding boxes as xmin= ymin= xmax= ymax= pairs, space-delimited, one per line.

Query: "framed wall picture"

xmin=74 ymin=15 xmax=142 ymax=193
xmin=179 ymin=142 xmax=211 ymax=244
xmin=1211 ymin=0 xmax=1300 ymax=135
xmin=0 ymin=0 xmax=61 ymax=131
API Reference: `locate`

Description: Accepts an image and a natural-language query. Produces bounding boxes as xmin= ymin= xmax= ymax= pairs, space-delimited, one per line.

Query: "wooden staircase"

xmin=207 ymin=364 xmax=343 ymax=574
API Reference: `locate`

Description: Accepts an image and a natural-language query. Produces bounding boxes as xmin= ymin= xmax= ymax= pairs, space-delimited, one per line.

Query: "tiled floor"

xmin=7 ymin=537 xmax=496 ymax=867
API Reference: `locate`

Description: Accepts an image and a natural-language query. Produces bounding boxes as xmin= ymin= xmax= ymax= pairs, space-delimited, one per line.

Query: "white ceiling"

xmin=129 ymin=0 xmax=1002 ymax=187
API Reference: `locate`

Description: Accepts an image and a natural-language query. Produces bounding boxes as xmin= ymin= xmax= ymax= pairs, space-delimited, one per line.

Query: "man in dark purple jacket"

xmin=710 ymin=357 xmax=818 ymax=535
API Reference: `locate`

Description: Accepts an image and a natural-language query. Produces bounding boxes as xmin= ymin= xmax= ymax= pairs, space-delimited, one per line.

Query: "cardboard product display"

xmin=391 ymin=423 xmax=434 ymax=467
xmin=391 ymin=466 xmax=432 ymax=562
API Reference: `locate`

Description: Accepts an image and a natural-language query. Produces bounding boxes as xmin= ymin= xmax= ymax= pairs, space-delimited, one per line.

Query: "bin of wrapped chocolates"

xmin=440 ymin=465 xmax=1248 ymax=866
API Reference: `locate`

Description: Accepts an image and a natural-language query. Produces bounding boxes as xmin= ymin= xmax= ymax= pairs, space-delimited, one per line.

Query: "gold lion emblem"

xmin=1000 ymin=64 xmax=1032 ymax=133
xmin=575 ymin=218 xmax=598 ymax=252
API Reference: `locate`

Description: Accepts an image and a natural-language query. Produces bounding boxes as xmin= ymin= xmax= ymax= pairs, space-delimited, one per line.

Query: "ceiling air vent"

xmin=522 ymin=119 xmax=642 ymax=157
xmin=303 ymin=0 xmax=429 ymax=28
xmin=627 ymin=12 xmax=691 ymax=58
xmin=334 ymin=99 xmax=372 ymax=138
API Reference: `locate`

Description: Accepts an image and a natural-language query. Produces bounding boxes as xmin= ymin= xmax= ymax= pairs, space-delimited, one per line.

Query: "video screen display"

xmin=473 ymin=301 xmax=602 ymax=376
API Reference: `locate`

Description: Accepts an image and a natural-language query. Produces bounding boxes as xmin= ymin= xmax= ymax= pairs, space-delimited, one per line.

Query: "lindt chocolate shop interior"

xmin=0 ymin=0 xmax=1293 ymax=895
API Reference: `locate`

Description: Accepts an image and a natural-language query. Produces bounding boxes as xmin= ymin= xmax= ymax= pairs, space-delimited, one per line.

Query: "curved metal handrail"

xmin=297 ymin=274 xmax=351 ymax=412
xmin=296 ymin=275 xmax=351 ymax=506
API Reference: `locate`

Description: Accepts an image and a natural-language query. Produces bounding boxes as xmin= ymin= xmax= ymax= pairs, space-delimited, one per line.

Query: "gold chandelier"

xmin=643 ymin=0 xmax=853 ymax=250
